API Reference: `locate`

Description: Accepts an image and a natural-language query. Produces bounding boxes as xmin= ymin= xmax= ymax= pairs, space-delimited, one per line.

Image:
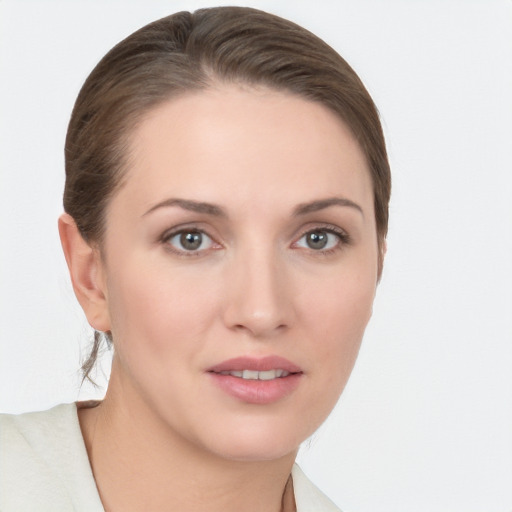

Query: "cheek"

xmin=299 ymin=265 xmax=376 ymax=385
xmin=291 ymin=278 xmax=374 ymax=438
xmin=105 ymin=261 xmax=220 ymax=360
xmin=301 ymin=262 xmax=375 ymax=338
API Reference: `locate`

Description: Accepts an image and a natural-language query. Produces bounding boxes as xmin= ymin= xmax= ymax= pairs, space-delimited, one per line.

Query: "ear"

xmin=58 ymin=213 xmax=111 ymax=332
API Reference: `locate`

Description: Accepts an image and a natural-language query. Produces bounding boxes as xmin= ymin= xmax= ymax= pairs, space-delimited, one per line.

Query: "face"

xmin=95 ymin=85 xmax=379 ymax=461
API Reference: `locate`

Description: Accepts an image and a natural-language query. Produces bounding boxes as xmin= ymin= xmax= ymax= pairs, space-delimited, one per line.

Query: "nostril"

xmin=231 ymin=322 xmax=289 ymax=337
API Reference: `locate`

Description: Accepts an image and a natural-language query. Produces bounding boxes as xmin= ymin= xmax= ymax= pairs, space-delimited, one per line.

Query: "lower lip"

xmin=208 ymin=373 xmax=302 ymax=404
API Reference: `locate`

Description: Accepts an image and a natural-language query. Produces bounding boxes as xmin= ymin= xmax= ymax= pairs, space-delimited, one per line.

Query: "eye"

xmin=165 ymin=230 xmax=216 ymax=253
xmin=294 ymin=228 xmax=348 ymax=252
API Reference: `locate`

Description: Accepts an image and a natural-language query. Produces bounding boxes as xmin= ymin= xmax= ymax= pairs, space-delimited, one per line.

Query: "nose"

xmin=222 ymin=245 xmax=294 ymax=338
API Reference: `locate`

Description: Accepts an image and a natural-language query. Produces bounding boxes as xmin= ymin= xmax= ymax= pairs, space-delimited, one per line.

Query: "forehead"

xmin=119 ymin=85 xmax=373 ymax=215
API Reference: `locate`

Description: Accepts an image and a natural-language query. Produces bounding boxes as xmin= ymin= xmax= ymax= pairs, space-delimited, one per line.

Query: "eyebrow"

xmin=143 ymin=196 xmax=363 ymax=218
xmin=143 ymin=198 xmax=227 ymax=218
xmin=293 ymin=197 xmax=364 ymax=217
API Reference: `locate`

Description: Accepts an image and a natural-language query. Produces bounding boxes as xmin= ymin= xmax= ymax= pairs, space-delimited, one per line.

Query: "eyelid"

xmin=158 ymin=222 xmax=350 ymax=256
xmin=292 ymin=223 xmax=351 ymax=251
xmin=160 ymin=224 xmax=223 ymax=256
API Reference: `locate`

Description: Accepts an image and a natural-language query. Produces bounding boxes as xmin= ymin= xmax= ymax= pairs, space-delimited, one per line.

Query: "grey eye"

xmin=167 ymin=230 xmax=213 ymax=252
xmin=305 ymin=231 xmax=328 ymax=249
xmin=180 ymin=232 xmax=202 ymax=250
xmin=296 ymin=230 xmax=340 ymax=251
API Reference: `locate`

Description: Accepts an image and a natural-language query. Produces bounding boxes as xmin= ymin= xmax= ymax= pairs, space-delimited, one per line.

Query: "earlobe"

xmin=58 ymin=213 xmax=111 ymax=332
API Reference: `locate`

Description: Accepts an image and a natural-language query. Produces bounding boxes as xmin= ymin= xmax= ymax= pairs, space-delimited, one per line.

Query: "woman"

xmin=0 ymin=6 xmax=390 ymax=511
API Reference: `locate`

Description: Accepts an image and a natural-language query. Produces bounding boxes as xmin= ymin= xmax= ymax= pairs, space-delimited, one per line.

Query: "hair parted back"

xmin=64 ymin=6 xmax=391 ymax=381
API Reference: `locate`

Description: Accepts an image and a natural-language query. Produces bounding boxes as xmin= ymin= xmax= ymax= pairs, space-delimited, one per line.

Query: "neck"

xmin=78 ymin=366 xmax=297 ymax=512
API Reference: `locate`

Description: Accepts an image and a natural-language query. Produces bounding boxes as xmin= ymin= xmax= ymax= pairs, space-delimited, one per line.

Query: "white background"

xmin=1 ymin=1 xmax=511 ymax=511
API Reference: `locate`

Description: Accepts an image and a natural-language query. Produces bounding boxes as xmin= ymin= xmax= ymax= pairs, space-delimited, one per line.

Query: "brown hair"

xmin=64 ymin=6 xmax=391 ymax=381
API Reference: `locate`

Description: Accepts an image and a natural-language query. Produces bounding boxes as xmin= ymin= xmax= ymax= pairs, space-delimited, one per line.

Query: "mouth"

xmin=212 ymin=369 xmax=294 ymax=380
xmin=207 ymin=356 xmax=303 ymax=404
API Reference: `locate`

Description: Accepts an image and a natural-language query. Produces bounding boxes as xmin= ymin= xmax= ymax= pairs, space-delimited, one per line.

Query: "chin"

xmin=209 ymin=437 xmax=298 ymax=463
xmin=192 ymin=415 xmax=312 ymax=463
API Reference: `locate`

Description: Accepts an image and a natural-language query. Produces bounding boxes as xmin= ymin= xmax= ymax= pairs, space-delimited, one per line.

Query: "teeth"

xmin=258 ymin=370 xmax=277 ymax=381
xmin=218 ymin=369 xmax=291 ymax=380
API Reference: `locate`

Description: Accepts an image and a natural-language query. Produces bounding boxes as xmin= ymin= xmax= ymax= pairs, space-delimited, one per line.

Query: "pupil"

xmin=180 ymin=232 xmax=202 ymax=250
xmin=307 ymin=231 xmax=327 ymax=249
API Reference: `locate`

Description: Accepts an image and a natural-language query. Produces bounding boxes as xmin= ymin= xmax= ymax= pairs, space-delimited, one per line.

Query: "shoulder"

xmin=0 ymin=403 xmax=84 ymax=472
xmin=0 ymin=403 xmax=104 ymax=511
xmin=292 ymin=464 xmax=343 ymax=512
xmin=1 ymin=402 xmax=78 ymax=440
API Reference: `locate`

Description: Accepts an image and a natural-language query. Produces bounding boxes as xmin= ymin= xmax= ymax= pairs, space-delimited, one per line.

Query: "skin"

xmin=59 ymin=85 xmax=380 ymax=512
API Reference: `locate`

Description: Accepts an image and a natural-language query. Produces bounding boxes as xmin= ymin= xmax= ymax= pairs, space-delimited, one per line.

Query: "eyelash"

xmin=160 ymin=227 xmax=220 ymax=257
xmin=293 ymin=224 xmax=351 ymax=255
xmin=160 ymin=224 xmax=351 ymax=257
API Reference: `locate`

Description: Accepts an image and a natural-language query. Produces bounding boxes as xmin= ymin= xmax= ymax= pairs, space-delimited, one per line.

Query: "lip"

xmin=206 ymin=356 xmax=303 ymax=405
xmin=207 ymin=356 xmax=302 ymax=374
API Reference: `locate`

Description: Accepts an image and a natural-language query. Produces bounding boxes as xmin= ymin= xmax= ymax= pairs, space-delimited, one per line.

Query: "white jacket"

xmin=0 ymin=404 xmax=341 ymax=511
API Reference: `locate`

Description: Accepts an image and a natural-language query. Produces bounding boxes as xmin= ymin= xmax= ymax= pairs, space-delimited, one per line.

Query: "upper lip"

xmin=207 ymin=356 xmax=302 ymax=374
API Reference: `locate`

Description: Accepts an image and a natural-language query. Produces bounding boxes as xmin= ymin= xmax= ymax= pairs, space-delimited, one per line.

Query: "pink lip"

xmin=206 ymin=356 xmax=303 ymax=405
xmin=207 ymin=356 xmax=302 ymax=373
